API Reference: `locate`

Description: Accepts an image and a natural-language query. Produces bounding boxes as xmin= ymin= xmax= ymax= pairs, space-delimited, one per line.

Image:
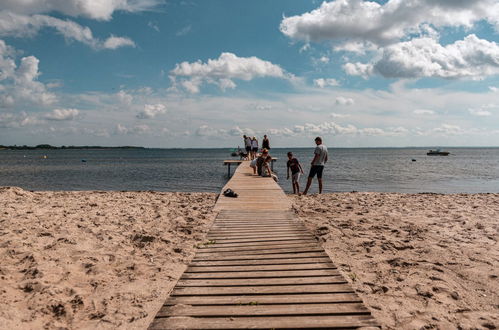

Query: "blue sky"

xmin=1 ymin=0 xmax=498 ymax=147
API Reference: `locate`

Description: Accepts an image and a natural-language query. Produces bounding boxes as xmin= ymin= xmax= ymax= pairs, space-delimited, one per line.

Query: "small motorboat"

xmin=427 ymin=149 xmax=450 ymax=156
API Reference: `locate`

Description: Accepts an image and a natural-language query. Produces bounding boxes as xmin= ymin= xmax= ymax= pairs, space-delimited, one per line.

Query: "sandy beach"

xmin=1 ymin=187 xmax=498 ymax=329
xmin=0 ymin=187 xmax=218 ymax=329
xmin=291 ymin=193 xmax=499 ymax=329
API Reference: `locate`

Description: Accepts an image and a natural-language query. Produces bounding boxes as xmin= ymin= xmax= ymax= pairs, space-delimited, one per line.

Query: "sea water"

xmin=1 ymin=148 xmax=498 ymax=193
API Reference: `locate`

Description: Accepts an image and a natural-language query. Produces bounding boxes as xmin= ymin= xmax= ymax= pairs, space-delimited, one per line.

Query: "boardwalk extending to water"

xmin=149 ymin=161 xmax=379 ymax=329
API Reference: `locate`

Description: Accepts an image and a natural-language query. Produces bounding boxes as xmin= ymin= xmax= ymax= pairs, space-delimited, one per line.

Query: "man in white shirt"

xmin=303 ymin=136 xmax=328 ymax=195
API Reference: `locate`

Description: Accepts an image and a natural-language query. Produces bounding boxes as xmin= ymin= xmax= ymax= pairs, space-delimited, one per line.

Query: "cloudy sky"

xmin=1 ymin=0 xmax=498 ymax=148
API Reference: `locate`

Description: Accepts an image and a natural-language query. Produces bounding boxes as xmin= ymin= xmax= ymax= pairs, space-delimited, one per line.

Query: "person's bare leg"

xmin=303 ymin=177 xmax=312 ymax=195
xmin=318 ymin=178 xmax=323 ymax=194
xmin=295 ymin=182 xmax=300 ymax=195
xmin=292 ymin=182 xmax=296 ymax=194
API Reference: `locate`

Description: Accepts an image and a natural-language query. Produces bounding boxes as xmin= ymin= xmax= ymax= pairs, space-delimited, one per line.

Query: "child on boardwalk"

xmin=286 ymin=152 xmax=304 ymax=194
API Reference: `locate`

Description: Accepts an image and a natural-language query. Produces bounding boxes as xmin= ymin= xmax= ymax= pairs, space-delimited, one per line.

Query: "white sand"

xmin=1 ymin=187 xmax=498 ymax=329
xmin=0 ymin=187 xmax=217 ymax=329
xmin=290 ymin=192 xmax=499 ymax=329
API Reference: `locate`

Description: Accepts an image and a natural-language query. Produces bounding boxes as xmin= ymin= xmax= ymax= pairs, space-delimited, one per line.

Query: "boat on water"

xmin=427 ymin=149 xmax=450 ymax=156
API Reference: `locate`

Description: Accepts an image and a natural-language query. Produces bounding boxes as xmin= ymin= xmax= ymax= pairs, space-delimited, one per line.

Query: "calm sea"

xmin=1 ymin=148 xmax=498 ymax=194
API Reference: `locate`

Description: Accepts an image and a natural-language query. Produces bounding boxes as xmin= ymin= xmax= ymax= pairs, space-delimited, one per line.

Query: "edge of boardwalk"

xmin=148 ymin=161 xmax=380 ymax=329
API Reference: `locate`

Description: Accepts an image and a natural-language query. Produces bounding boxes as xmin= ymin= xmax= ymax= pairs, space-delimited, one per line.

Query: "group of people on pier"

xmin=243 ymin=135 xmax=328 ymax=195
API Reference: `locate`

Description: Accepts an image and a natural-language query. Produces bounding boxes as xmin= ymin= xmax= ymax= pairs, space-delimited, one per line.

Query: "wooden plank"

xmin=164 ymin=293 xmax=362 ymax=306
xmin=181 ymin=269 xmax=341 ymax=279
xmin=196 ymin=243 xmax=320 ymax=254
xmin=172 ymin=284 xmax=355 ymax=296
xmin=149 ymin=315 xmax=379 ymax=329
xmin=208 ymin=229 xmax=308 ymax=234
xmin=176 ymin=276 xmax=347 ymax=287
xmin=186 ymin=263 xmax=336 ymax=273
xmin=195 ymin=247 xmax=325 ymax=257
xmin=193 ymin=251 xmax=329 ymax=261
xmin=190 ymin=257 xmax=332 ymax=266
xmin=204 ymin=236 xmax=314 ymax=243
xmin=198 ymin=237 xmax=317 ymax=246
xmin=157 ymin=302 xmax=369 ymax=317
xmin=147 ymin=160 xmax=379 ymax=329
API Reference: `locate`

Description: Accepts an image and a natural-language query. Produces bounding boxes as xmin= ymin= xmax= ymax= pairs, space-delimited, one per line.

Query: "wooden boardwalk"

xmin=149 ymin=161 xmax=379 ymax=329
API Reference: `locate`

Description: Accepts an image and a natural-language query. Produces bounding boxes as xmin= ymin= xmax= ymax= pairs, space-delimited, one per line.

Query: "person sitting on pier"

xmin=255 ymin=149 xmax=268 ymax=176
xmin=261 ymin=155 xmax=279 ymax=182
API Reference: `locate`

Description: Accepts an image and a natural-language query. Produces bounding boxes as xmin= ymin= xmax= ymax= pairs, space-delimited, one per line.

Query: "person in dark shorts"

xmin=303 ymin=137 xmax=328 ymax=195
xmin=244 ymin=135 xmax=252 ymax=159
xmin=286 ymin=152 xmax=304 ymax=195
xmin=262 ymin=135 xmax=270 ymax=150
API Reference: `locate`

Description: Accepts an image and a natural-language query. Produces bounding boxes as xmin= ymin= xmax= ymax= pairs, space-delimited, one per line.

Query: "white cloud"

xmin=170 ymin=52 xmax=293 ymax=93
xmin=334 ymin=41 xmax=378 ymax=54
xmin=468 ymin=104 xmax=496 ymax=116
xmin=114 ymin=123 xmax=150 ymax=135
xmin=370 ymin=35 xmax=499 ymax=79
xmin=343 ymin=62 xmax=373 ymax=79
xmin=136 ymin=103 xmax=167 ymax=119
xmin=335 ymin=96 xmax=354 ymax=106
xmin=468 ymin=108 xmax=492 ymax=116
xmin=0 ymin=111 xmax=41 ymax=128
xmin=318 ymin=56 xmax=329 ymax=64
xmin=44 ymin=108 xmax=79 ymax=120
xmin=330 ymin=112 xmax=349 ymax=118
xmin=0 ymin=42 xmax=56 ymax=108
xmin=414 ymin=109 xmax=435 ymax=115
xmin=280 ymin=0 xmax=499 ymax=46
xmin=432 ymin=124 xmax=465 ymax=135
xmin=0 ymin=12 xmax=136 ymax=50
xmin=0 ymin=0 xmax=160 ymax=21
xmin=103 ymin=35 xmax=135 ymax=49
xmin=116 ymin=90 xmax=133 ymax=105
xmin=314 ymin=78 xmax=340 ymax=88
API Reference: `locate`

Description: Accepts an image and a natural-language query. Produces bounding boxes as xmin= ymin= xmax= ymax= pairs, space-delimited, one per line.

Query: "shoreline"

xmin=1 ymin=187 xmax=498 ymax=329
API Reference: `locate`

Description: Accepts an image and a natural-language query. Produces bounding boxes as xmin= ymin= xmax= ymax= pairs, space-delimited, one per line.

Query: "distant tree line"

xmin=0 ymin=144 xmax=144 ymax=150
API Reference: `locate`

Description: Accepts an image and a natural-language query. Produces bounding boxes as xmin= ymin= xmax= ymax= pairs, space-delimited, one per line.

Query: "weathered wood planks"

xmin=148 ymin=161 xmax=379 ymax=329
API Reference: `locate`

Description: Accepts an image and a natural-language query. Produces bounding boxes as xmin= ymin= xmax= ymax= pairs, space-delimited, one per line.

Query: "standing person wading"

xmin=303 ymin=137 xmax=328 ymax=195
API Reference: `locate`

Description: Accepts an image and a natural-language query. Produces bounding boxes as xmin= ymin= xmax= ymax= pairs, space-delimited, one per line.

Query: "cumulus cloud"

xmin=343 ymin=62 xmax=373 ymax=79
xmin=170 ymin=52 xmax=293 ymax=93
xmin=345 ymin=35 xmax=499 ymax=79
xmin=0 ymin=0 xmax=160 ymax=21
xmin=0 ymin=110 xmax=46 ymax=128
xmin=0 ymin=42 xmax=56 ymax=108
xmin=0 ymin=12 xmax=136 ymax=50
xmin=314 ymin=78 xmax=340 ymax=88
xmin=136 ymin=103 xmax=167 ymax=119
xmin=116 ymin=90 xmax=133 ymax=105
xmin=44 ymin=108 xmax=79 ymax=121
xmin=280 ymin=0 xmax=499 ymax=47
xmin=335 ymin=96 xmax=354 ymax=106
